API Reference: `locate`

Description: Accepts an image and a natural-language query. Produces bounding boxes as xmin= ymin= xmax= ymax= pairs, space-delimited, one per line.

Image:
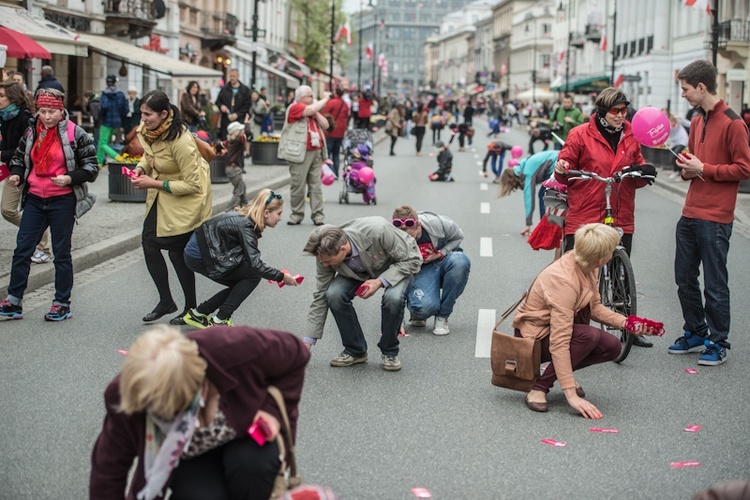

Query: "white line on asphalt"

xmin=480 ymin=183 xmax=488 ymax=191
xmin=480 ymin=237 xmax=493 ymax=257
xmin=475 ymin=308 xmax=497 ymax=358
xmin=476 ymin=161 xmax=483 ymax=166
xmin=480 ymin=202 xmax=490 ymax=214
xmin=474 ymin=154 xmax=479 ymax=159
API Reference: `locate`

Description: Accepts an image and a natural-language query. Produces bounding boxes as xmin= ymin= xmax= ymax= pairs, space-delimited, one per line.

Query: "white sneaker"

xmin=31 ymin=250 xmax=50 ymax=264
xmin=433 ymin=316 xmax=450 ymax=336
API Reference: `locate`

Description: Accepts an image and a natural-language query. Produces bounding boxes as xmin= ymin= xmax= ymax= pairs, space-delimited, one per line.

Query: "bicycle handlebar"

xmin=567 ymin=167 xmax=656 ymax=183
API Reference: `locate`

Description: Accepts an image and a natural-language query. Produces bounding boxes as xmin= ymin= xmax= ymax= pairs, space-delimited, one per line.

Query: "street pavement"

xmin=1 ymin=120 xmax=749 ymax=499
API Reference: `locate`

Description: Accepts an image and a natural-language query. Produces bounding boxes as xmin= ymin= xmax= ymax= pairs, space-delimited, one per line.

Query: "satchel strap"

xmin=494 ymin=261 xmax=554 ymax=330
xmin=267 ymin=385 xmax=298 ymax=479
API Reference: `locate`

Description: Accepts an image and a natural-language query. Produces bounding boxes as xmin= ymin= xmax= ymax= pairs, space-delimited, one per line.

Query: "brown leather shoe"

xmin=525 ymin=395 xmax=548 ymax=413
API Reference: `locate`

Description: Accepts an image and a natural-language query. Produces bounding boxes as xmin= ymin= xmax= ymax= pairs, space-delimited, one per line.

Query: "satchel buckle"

xmin=504 ymin=360 xmax=518 ymax=373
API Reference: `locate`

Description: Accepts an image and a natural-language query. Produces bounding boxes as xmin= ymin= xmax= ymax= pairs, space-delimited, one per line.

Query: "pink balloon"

xmin=510 ymin=145 xmax=524 ymax=158
xmin=321 ymin=163 xmax=335 ymax=185
xmin=631 ymin=107 xmax=670 ymax=148
xmin=358 ymin=166 xmax=375 ymax=184
xmin=508 ymin=158 xmax=519 ymax=168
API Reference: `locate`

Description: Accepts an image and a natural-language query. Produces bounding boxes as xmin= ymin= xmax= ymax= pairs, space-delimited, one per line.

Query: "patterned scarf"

xmin=0 ymin=104 xmax=20 ymax=122
xmin=137 ymin=392 xmax=202 ymax=500
xmin=141 ymin=109 xmax=174 ymax=145
xmin=31 ymin=121 xmax=62 ymax=177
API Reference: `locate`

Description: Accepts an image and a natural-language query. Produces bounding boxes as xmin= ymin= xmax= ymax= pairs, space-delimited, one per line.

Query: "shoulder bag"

xmin=268 ymin=386 xmax=303 ymax=499
xmin=192 ymin=133 xmax=216 ymax=163
xmin=490 ymin=284 xmax=541 ymax=393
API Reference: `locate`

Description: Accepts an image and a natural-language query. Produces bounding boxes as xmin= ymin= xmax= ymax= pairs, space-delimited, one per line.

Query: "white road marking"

xmin=480 ymin=202 xmax=490 ymax=214
xmin=480 ymin=237 xmax=493 ymax=257
xmin=480 ymin=183 xmax=488 ymax=191
xmin=475 ymin=308 xmax=497 ymax=358
xmin=476 ymin=161 xmax=483 ymax=166
xmin=473 ymin=154 xmax=479 ymax=159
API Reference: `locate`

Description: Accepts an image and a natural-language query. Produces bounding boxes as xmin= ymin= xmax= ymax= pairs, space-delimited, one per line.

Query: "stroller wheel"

xmin=344 ymin=192 xmax=349 ymax=204
xmin=339 ymin=192 xmax=344 ymax=204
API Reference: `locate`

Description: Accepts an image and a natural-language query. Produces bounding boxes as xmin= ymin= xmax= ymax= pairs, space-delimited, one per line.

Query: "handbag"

xmin=267 ymin=386 xmax=303 ymax=499
xmin=192 ymin=133 xmax=216 ymax=163
xmin=490 ymin=287 xmax=542 ymax=392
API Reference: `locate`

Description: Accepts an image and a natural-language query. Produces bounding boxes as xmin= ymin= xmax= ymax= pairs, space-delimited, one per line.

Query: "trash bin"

xmin=108 ymin=163 xmax=147 ymax=202
xmin=210 ymin=155 xmax=229 ymax=184
xmin=251 ymin=141 xmax=286 ymax=165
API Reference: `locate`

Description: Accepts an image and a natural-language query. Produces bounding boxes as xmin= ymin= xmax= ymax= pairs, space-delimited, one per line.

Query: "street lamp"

xmin=357 ymin=1 xmax=364 ymax=89
xmin=329 ymin=0 xmax=335 ymax=91
xmin=558 ymin=1 xmax=573 ymax=94
xmin=526 ymin=16 xmax=538 ymax=103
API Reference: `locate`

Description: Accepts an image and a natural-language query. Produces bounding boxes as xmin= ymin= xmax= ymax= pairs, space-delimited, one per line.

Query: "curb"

xmin=21 ymin=173 xmax=292 ymax=294
xmin=651 ymin=177 xmax=750 ymax=227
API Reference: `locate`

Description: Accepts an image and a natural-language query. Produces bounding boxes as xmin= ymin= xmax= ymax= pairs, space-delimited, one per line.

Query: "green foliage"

xmin=289 ymin=0 xmax=349 ymax=72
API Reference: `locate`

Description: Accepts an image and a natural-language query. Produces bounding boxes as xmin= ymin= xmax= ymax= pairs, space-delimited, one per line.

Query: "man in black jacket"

xmin=215 ymin=69 xmax=251 ymax=140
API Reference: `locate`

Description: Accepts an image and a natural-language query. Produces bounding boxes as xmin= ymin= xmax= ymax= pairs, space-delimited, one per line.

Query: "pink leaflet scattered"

xmin=411 ymin=488 xmax=432 ymax=498
xmin=116 ymin=349 xmax=128 ymax=355
xmin=541 ymin=438 xmax=567 ymax=447
xmin=589 ymin=428 xmax=619 ymax=434
xmin=685 ymin=368 xmax=699 ymax=374
xmin=684 ymin=425 xmax=702 ymax=433
xmin=670 ymin=461 xmax=701 ymax=468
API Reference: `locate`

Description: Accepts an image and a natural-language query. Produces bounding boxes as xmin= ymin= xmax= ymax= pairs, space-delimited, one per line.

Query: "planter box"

xmin=210 ymin=155 xmax=229 ymax=184
xmin=108 ymin=163 xmax=147 ymax=203
xmin=251 ymin=141 xmax=286 ymax=165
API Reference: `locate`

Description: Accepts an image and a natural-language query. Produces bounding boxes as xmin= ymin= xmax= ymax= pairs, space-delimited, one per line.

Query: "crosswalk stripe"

xmin=475 ymin=308 xmax=497 ymax=358
xmin=480 ymin=183 xmax=488 ymax=191
xmin=480 ymin=237 xmax=493 ymax=257
xmin=480 ymin=202 xmax=490 ymax=214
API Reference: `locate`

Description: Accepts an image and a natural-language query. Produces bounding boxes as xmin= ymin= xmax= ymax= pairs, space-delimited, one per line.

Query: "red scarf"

xmin=31 ymin=122 xmax=62 ymax=177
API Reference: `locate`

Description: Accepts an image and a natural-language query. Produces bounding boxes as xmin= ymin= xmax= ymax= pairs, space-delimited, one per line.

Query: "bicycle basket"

xmin=544 ymin=189 xmax=568 ymax=228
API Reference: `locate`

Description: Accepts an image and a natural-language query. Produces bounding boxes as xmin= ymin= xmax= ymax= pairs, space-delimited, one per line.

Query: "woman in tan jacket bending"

xmin=512 ymin=223 xmax=654 ymax=418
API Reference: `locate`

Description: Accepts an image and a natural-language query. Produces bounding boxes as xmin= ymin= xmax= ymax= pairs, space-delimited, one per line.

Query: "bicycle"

xmin=563 ymin=165 xmax=656 ymax=363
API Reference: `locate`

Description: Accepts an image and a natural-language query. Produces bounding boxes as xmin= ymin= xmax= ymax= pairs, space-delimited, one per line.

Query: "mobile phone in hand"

xmin=248 ymin=417 xmax=272 ymax=446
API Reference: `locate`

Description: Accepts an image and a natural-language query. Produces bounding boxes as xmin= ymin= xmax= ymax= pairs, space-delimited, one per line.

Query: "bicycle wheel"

xmin=598 ymin=247 xmax=636 ymax=363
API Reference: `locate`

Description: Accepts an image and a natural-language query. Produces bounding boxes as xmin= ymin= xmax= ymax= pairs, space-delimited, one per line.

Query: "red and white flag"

xmin=335 ymin=20 xmax=352 ymax=45
xmin=599 ymin=28 xmax=607 ymax=52
xmin=684 ymin=0 xmax=712 ymax=15
xmin=377 ymin=53 xmax=386 ymax=68
xmin=614 ymin=74 xmax=625 ymax=88
xmin=365 ymin=43 xmax=373 ymax=61
xmin=557 ymin=51 xmax=565 ymax=65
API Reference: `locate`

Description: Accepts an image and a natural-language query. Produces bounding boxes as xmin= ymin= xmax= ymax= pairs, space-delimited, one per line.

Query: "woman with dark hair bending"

xmin=130 ymin=90 xmax=212 ymax=325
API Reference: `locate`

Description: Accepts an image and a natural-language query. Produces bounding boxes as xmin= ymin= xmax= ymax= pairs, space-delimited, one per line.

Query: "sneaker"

xmin=433 ymin=316 xmax=450 ymax=336
xmin=381 ymin=353 xmax=402 ymax=371
xmin=409 ymin=316 xmax=426 ymax=327
xmin=698 ymin=341 xmax=727 ymax=366
xmin=44 ymin=304 xmax=71 ymax=322
xmin=31 ymin=250 xmax=50 ymax=264
xmin=0 ymin=299 xmax=23 ymax=319
xmin=210 ymin=316 xmax=234 ymax=327
xmin=330 ymin=351 xmax=368 ymax=367
xmin=183 ymin=308 xmax=212 ymax=329
xmin=668 ymin=331 xmax=705 ymax=354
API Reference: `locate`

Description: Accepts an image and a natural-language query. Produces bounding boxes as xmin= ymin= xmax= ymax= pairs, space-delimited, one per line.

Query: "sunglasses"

xmin=608 ymin=106 xmax=628 ymax=116
xmin=265 ymin=191 xmax=282 ymax=204
xmin=392 ymin=218 xmax=417 ymax=229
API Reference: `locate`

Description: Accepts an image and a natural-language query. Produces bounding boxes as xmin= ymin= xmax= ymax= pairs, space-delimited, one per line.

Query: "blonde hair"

xmin=497 ymin=168 xmax=522 ymax=198
xmin=573 ymin=223 xmax=620 ymax=271
xmin=118 ymin=325 xmax=206 ymax=417
xmin=392 ymin=205 xmax=418 ymax=220
xmin=236 ymin=188 xmax=283 ymax=233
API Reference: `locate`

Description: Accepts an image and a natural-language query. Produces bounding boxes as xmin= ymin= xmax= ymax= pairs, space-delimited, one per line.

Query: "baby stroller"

xmin=339 ymin=144 xmax=376 ymax=205
xmin=342 ymin=128 xmax=374 ymax=168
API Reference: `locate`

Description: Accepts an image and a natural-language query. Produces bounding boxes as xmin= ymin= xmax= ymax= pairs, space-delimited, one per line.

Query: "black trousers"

xmin=169 ymin=438 xmax=281 ymax=500
xmin=185 ymin=255 xmax=262 ymax=319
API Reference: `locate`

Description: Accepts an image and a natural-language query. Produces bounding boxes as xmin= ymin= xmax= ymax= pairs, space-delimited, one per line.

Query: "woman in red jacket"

xmin=554 ymin=87 xmax=648 ymax=256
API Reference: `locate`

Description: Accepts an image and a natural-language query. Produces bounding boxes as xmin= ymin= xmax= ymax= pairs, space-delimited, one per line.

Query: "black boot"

xmin=633 ymin=336 xmax=653 ymax=348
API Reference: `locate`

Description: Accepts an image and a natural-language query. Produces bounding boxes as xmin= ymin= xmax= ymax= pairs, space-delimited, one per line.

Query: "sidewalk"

xmin=0 ymin=128 xmax=389 ymax=294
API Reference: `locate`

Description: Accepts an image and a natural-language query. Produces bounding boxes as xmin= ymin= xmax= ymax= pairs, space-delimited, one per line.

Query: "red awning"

xmin=0 ymin=26 xmax=51 ymax=59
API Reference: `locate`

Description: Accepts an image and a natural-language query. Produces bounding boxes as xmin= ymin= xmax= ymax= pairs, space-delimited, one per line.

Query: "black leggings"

xmin=143 ymin=244 xmax=196 ymax=311
xmin=169 ymin=438 xmax=281 ymax=500
xmin=414 ymin=126 xmax=426 ymax=152
xmin=186 ymin=255 xmax=262 ymax=319
xmin=432 ymin=127 xmax=442 ymax=144
xmin=390 ymin=135 xmax=398 ymax=154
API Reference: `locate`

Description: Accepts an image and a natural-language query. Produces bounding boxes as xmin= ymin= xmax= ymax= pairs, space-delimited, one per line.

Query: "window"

xmin=389 ymin=0 xmax=401 ymax=6
xmin=389 ymin=12 xmax=400 ymax=22
xmin=419 ymin=12 xmax=431 ymax=22
xmin=638 ymin=38 xmax=645 ymax=55
xmin=404 ymin=12 xmax=416 ymax=22
xmin=403 ymin=28 xmax=417 ymax=40
xmin=616 ymin=44 xmax=621 ymax=58
xmin=435 ymin=0 xmax=448 ymax=8
xmin=386 ymin=27 xmax=399 ymax=39
xmin=542 ymin=54 xmax=551 ymax=68
xmin=647 ymin=35 xmax=654 ymax=53
xmin=630 ymin=40 xmax=636 ymax=55
xmin=190 ymin=9 xmax=197 ymax=25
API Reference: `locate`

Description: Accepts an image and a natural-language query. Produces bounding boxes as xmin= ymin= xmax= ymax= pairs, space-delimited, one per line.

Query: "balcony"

xmin=104 ymin=0 xmax=158 ymax=39
xmin=584 ymin=24 xmax=602 ymax=43
xmin=201 ymin=12 xmax=239 ymax=50
xmin=707 ymin=19 xmax=750 ymax=55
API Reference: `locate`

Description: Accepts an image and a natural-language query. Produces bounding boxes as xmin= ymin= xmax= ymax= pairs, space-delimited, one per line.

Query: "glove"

xmin=637 ymin=163 xmax=658 ymax=177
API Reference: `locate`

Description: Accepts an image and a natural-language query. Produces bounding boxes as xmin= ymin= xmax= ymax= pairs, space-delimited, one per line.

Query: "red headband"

xmin=36 ymin=93 xmax=64 ymax=110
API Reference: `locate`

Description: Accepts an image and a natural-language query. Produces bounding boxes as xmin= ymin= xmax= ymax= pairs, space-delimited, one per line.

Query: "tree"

xmin=289 ymin=0 xmax=348 ymax=75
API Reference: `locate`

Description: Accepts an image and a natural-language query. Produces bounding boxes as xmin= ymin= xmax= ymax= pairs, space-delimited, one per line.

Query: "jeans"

xmin=326 ymin=137 xmax=343 ymax=178
xmin=185 ymin=255 xmax=262 ymax=319
xmin=675 ymin=216 xmax=732 ymax=347
xmin=8 ymin=193 xmax=76 ymax=305
xmin=326 ymin=275 xmax=412 ymax=357
xmin=2 ymin=180 xmax=50 ymax=254
xmin=169 ymin=438 xmax=280 ymax=500
xmin=482 ymin=151 xmax=506 ymax=178
xmin=407 ymin=252 xmax=470 ymax=320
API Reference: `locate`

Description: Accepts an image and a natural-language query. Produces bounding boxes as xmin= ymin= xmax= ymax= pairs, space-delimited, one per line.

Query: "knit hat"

xmin=226 ymin=121 xmax=244 ymax=136
xmin=106 ymin=74 xmax=117 ymax=85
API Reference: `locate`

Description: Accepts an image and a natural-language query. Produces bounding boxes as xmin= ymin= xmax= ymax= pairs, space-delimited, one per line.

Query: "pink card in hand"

xmin=670 ymin=461 xmax=701 ymax=468
xmin=411 ymin=488 xmax=432 ymax=498
xmin=116 ymin=349 xmax=128 ymax=355
xmin=590 ymin=428 xmax=619 ymax=434
xmin=541 ymin=438 xmax=567 ymax=447
xmin=684 ymin=425 xmax=702 ymax=433
xmin=0 ymin=163 xmax=10 ymax=182
xmin=356 ymin=284 xmax=368 ymax=297
xmin=685 ymin=368 xmax=698 ymax=374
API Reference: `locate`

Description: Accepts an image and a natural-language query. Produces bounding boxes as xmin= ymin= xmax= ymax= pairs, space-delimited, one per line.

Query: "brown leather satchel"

xmin=192 ymin=133 xmax=216 ymax=163
xmin=267 ymin=385 xmax=303 ymax=499
xmin=490 ymin=292 xmax=542 ymax=392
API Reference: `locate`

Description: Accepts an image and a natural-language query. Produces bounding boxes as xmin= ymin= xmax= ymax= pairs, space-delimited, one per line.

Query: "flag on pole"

xmin=599 ymin=28 xmax=607 ymax=52
xmin=684 ymin=0 xmax=712 ymax=15
xmin=377 ymin=53 xmax=386 ymax=68
xmin=335 ymin=20 xmax=352 ymax=45
xmin=365 ymin=43 xmax=373 ymax=61
xmin=614 ymin=74 xmax=625 ymax=88
xmin=557 ymin=51 xmax=565 ymax=65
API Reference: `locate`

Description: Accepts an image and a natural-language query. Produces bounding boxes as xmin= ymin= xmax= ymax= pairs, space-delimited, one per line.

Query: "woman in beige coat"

xmin=512 ymin=223 xmax=654 ymax=418
xmin=131 ymin=90 xmax=212 ymax=325
xmin=386 ymin=103 xmax=405 ymax=156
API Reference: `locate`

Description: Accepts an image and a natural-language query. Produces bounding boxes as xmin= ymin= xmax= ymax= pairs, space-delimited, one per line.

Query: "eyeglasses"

xmin=608 ymin=106 xmax=628 ymax=116
xmin=392 ymin=218 xmax=417 ymax=229
xmin=265 ymin=191 xmax=282 ymax=204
